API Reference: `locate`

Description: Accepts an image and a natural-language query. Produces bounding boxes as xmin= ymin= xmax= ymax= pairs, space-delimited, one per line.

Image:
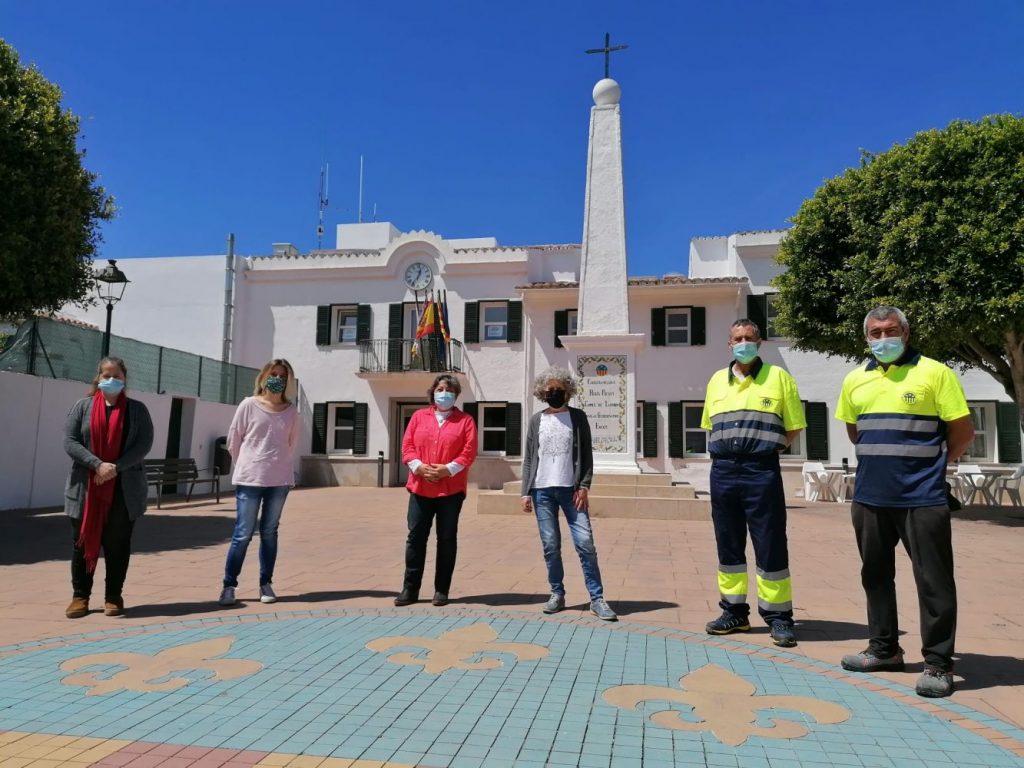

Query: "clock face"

xmin=404 ymin=262 xmax=433 ymax=290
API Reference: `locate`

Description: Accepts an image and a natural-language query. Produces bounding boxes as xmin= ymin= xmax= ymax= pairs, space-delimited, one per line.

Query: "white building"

xmin=54 ymin=222 xmax=1022 ymax=493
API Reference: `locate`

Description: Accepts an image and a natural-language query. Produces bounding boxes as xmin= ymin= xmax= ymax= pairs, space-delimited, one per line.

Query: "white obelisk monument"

xmin=560 ymin=75 xmax=643 ymax=474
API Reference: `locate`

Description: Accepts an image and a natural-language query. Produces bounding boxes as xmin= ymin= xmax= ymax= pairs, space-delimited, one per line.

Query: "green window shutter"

xmin=691 ymin=306 xmax=706 ymax=346
xmin=805 ymin=401 xmax=830 ymax=461
xmin=312 ymin=403 xmax=328 ymax=454
xmin=356 ymin=304 xmax=372 ymax=343
xmin=463 ymin=402 xmax=478 ymax=423
xmin=746 ymin=295 xmax=769 ymax=339
xmin=642 ymin=401 xmax=658 ymax=458
xmin=507 ymin=301 xmax=523 ymax=343
xmin=668 ymin=401 xmax=684 ymax=458
xmin=554 ymin=310 xmax=569 ymax=348
xmin=316 ymin=306 xmax=332 ymax=346
xmin=387 ymin=303 xmax=404 ymax=372
xmin=464 ymin=301 xmax=480 ymax=344
xmin=505 ymin=402 xmax=522 ymax=456
xmin=651 ymin=307 xmax=666 ymax=346
xmin=997 ymin=402 xmax=1022 ymax=464
xmin=353 ymin=402 xmax=369 ymax=455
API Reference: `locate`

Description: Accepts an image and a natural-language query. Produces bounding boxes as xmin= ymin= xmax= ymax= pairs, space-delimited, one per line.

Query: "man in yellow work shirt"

xmin=701 ymin=318 xmax=806 ymax=647
xmin=836 ymin=306 xmax=973 ymax=698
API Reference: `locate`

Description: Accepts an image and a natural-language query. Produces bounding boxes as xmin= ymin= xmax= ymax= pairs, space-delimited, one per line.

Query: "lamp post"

xmin=94 ymin=259 xmax=130 ymax=357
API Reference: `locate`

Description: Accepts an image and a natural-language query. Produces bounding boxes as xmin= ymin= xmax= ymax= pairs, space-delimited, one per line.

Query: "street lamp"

xmin=94 ymin=259 xmax=130 ymax=357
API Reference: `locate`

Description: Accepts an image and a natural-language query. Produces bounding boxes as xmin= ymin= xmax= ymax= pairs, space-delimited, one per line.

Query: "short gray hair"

xmin=730 ymin=318 xmax=761 ymax=339
xmin=863 ymin=306 xmax=909 ymax=337
xmin=532 ymin=365 xmax=578 ymax=401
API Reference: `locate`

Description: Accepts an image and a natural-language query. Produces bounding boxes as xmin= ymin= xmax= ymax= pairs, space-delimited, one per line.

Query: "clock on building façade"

xmin=404 ymin=262 xmax=433 ymax=290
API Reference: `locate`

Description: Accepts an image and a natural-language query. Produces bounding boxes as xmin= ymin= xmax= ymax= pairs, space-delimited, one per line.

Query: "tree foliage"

xmin=0 ymin=38 xmax=113 ymax=321
xmin=775 ymin=114 xmax=1024 ymax=404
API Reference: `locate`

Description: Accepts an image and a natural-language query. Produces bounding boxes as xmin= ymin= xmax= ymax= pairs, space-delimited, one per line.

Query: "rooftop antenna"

xmin=317 ymin=163 xmax=329 ymax=248
xmin=358 ymin=155 xmax=364 ymax=224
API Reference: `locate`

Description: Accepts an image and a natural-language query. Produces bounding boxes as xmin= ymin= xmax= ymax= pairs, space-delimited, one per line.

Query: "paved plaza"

xmin=0 ymin=487 xmax=1022 ymax=767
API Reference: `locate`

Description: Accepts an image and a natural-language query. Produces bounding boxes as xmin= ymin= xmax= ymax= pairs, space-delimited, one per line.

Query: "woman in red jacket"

xmin=395 ymin=374 xmax=478 ymax=607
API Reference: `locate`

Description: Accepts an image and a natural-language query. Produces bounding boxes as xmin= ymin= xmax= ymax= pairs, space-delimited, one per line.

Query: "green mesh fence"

xmin=0 ymin=317 xmax=258 ymax=405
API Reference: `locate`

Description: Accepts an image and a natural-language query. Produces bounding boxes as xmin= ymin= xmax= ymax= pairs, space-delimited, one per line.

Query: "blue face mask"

xmin=264 ymin=376 xmax=286 ymax=394
xmin=731 ymin=341 xmax=759 ymax=365
xmin=97 ymin=377 xmax=125 ymax=395
xmin=434 ymin=391 xmax=456 ymax=410
xmin=869 ymin=337 xmax=905 ymax=364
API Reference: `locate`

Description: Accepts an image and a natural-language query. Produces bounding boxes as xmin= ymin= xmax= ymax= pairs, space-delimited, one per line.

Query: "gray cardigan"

xmin=520 ymin=406 xmax=594 ymax=496
xmin=63 ymin=396 xmax=155 ymax=520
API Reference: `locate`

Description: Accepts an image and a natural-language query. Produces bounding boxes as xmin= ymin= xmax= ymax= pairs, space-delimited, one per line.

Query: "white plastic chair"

xmin=802 ymin=462 xmax=831 ymax=502
xmin=994 ymin=465 xmax=1024 ymax=507
xmin=955 ymin=464 xmax=984 ymax=505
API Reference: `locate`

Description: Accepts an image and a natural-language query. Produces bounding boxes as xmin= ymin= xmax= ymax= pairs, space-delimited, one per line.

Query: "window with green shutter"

xmin=463 ymin=302 xmax=480 ymax=344
xmin=356 ymin=304 xmax=372 ymax=343
xmin=652 ymin=306 xmax=705 ymax=346
xmin=353 ymin=403 xmax=369 ymax=455
xmin=642 ymin=401 xmax=658 ymax=457
xmin=387 ymin=303 xmax=404 ymax=372
xmin=996 ymin=402 xmax=1022 ymax=464
xmin=316 ymin=306 xmax=332 ymax=346
xmin=746 ymin=294 xmax=769 ymax=339
xmin=312 ymin=403 xmax=328 ymax=453
xmin=804 ymin=401 xmax=830 ymax=461
xmin=668 ymin=401 xmax=684 ymax=458
xmin=507 ymin=301 xmax=523 ymax=343
xmin=554 ymin=310 xmax=568 ymax=348
xmin=505 ymin=402 xmax=522 ymax=456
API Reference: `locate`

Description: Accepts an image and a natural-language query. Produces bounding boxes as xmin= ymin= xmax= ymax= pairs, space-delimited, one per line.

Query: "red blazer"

xmin=402 ymin=406 xmax=478 ymax=497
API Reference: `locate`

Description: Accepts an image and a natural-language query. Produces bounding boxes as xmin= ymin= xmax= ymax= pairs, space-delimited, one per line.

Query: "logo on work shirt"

xmin=902 ymin=392 xmax=917 ymax=405
xmin=761 ymin=398 xmax=773 ymax=408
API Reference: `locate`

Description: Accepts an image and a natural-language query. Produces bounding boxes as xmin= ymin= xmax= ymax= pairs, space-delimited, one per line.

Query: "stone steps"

xmin=479 ymin=473 xmax=710 ymax=520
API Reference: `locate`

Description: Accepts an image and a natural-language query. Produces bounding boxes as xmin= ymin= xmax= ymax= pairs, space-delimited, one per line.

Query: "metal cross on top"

xmin=585 ymin=32 xmax=628 ymax=79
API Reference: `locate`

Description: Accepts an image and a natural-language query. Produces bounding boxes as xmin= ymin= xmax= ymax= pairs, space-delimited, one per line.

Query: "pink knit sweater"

xmin=227 ymin=397 xmax=299 ymax=487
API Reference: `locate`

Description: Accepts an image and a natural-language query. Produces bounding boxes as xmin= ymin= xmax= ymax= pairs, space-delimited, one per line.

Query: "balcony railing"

xmin=358 ymin=338 xmax=464 ymax=374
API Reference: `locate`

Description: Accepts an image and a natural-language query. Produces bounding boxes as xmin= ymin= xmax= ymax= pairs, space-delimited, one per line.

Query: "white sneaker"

xmin=259 ymin=584 xmax=277 ymax=604
xmin=218 ymin=586 xmax=236 ymax=606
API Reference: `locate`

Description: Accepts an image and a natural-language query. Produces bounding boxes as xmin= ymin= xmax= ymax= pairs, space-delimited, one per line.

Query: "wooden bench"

xmin=144 ymin=458 xmax=221 ymax=509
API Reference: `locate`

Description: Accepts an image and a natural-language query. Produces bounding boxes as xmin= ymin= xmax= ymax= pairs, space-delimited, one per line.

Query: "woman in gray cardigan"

xmin=63 ymin=357 xmax=153 ymax=618
xmin=520 ymin=366 xmax=616 ymax=621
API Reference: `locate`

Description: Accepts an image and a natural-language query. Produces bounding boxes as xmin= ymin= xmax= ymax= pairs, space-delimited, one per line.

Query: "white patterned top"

xmin=534 ymin=411 xmax=575 ymax=489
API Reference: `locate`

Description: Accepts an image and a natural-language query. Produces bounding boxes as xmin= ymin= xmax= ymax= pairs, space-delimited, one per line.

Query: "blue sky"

xmin=4 ymin=1 xmax=1023 ymax=275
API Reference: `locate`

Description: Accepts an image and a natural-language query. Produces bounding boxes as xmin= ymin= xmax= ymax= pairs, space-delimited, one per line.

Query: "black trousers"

xmin=851 ymin=502 xmax=957 ymax=670
xmin=403 ymin=492 xmax=465 ymax=594
xmin=70 ymin=488 xmax=135 ymax=600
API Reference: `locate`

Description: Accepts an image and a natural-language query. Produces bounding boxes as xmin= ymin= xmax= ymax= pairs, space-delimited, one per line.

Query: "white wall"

xmin=58 ymin=255 xmax=240 ymax=364
xmin=0 ymin=370 xmax=237 ymax=510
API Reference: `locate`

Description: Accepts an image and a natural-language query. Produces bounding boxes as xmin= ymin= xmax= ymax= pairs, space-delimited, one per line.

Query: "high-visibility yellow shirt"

xmin=701 ymin=358 xmax=806 ymax=457
xmin=836 ymin=349 xmax=969 ymax=508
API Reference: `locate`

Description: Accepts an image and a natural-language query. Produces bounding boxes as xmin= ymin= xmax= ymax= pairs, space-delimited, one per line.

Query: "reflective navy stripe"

xmin=711 ymin=410 xmax=785 ymax=428
xmin=756 ymin=568 xmax=790 ymax=581
xmin=758 ymin=598 xmax=793 ymax=611
xmin=857 ymin=417 xmax=940 ymax=433
xmin=713 ymin=427 xmax=787 ymax=446
xmin=718 ymin=563 xmax=747 ymax=574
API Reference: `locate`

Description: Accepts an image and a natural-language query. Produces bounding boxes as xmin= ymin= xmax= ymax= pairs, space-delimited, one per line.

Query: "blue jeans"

xmin=532 ymin=486 xmax=604 ymax=600
xmin=223 ymin=485 xmax=289 ymax=588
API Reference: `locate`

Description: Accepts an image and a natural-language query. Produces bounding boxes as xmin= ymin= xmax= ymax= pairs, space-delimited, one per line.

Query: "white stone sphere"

xmin=592 ymin=78 xmax=621 ymax=106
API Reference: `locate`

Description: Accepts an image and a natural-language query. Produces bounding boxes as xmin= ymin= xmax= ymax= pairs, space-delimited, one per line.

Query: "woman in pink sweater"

xmin=218 ymin=359 xmax=299 ymax=607
xmin=395 ymin=374 xmax=477 ymax=607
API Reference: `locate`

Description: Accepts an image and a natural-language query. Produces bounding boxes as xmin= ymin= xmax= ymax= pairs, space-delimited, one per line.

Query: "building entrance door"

xmin=394 ymin=402 xmax=422 ymax=486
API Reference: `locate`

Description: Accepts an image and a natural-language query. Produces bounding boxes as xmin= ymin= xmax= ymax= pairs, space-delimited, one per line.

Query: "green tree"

xmin=775 ymin=114 xmax=1024 ymax=428
xmin=0 ymin=38 xmax=113 ymax=321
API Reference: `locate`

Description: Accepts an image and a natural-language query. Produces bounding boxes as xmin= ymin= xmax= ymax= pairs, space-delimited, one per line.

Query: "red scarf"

xmin=77 ymin=390 xmax=126 ymax=573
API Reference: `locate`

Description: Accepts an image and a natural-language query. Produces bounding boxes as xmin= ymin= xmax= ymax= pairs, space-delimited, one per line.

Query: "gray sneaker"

xmin=590 ymin=598 xmax=617 ymax=622
xmin=916 ymin=666 xmax=954 ymax=698
xmin=840 ymin=648 xmax=905 ymax=673
xmin=218 ymin=587 xmax=236 ymax=606
xmin=542 ymin=593 xmax=565 ymax=614
xmin=259 ymin=584 xmax=277 ymax=604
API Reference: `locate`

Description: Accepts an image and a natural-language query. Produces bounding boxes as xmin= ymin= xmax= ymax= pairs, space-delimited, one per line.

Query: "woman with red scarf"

xmin=63 ymin=357 xmax=153 ymax=618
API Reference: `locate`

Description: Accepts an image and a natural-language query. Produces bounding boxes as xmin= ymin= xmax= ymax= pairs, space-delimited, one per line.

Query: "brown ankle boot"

xmin=103 ymin=597 xmax=124 ymax=617
xmin=66 ymin=597 xmax=89 ymax=619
